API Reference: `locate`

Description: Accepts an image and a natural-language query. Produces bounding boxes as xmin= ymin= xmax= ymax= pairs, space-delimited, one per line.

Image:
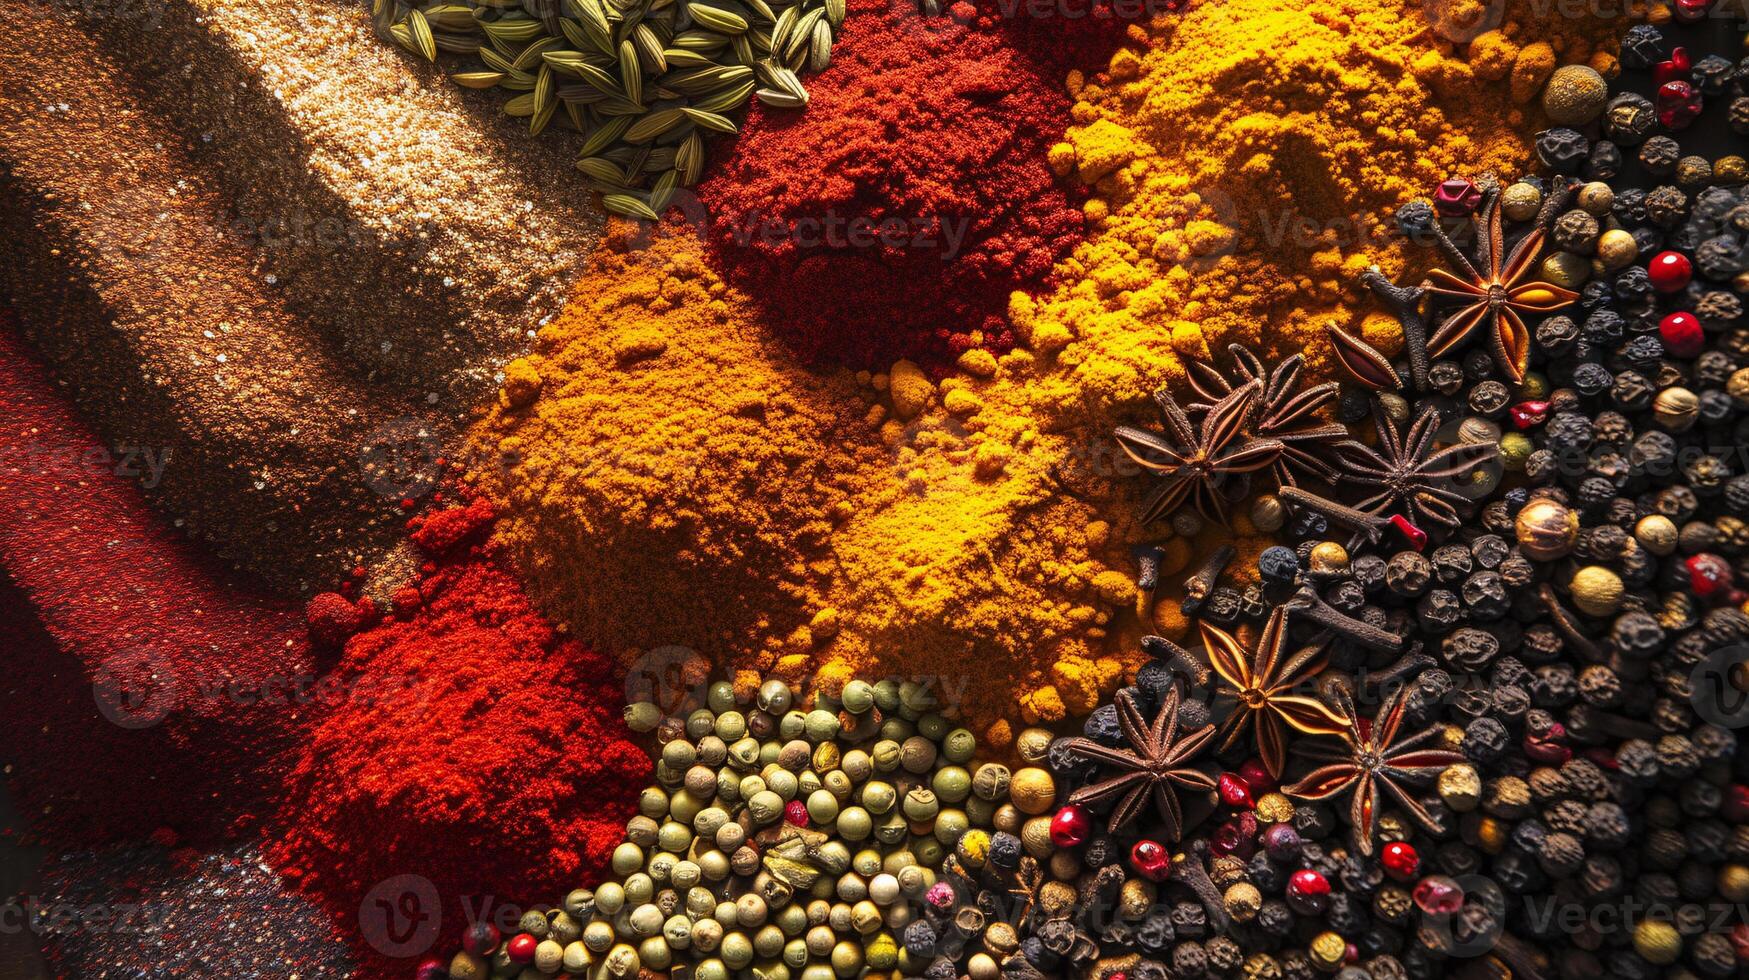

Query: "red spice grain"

xmin=0 ymin=321 xmax=307 ymax=843
xmin=267 ymin=542 xmax=646 ymax=975
xmin=698 ymin=0 xmax=1102 ymax=371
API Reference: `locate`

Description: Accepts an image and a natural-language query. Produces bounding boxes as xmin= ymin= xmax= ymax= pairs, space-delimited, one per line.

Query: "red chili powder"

xmin=697 ymin=0 xmax=1119 ymax=371
xmin=0 ymin=320 xmax=308 ymax=844
xmin=267 ymin=531 xmax=647 ymax=975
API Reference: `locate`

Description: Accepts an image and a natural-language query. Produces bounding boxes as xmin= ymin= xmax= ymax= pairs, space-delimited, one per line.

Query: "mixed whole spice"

xmin=15 ymin=0 xmax=1749 ymax=977
xmin=426 ymin=15 xmax=1749 ymax=980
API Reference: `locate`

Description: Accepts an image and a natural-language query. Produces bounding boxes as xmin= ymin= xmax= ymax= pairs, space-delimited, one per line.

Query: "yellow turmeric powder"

xmin=468 ymin=0 xmax=1622 ymax=740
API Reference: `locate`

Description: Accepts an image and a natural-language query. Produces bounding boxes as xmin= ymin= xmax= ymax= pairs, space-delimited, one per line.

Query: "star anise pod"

xmin=1282 ymin=684 xmax=1464 ymax=855
xmin=1115 ymin=379 xmax=1284 ymax=526
xmin=1424 ymin=184 xmax=1578 ymax=383
xmin=1202 ymin=607 xmax=1348 ymax=781
xmin=1335 ymin=405 xmax=1498 ymax=531
xmin=1185 ymin=344 xmax=1347 ymax=486
xmin=1064 ymin=685 xmax=1217 ymax=839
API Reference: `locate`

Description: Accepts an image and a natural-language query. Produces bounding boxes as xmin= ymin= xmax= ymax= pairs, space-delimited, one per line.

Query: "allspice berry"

xmin=1570 ymin=566 xmax=1624 ymax=617
xmin=1654 ymin=386 xmax=1700 ymax=431
xmin=1224 ymin=882 xmax=1263 ymax=923
xmin=1438 ymin=763 xmax=1483 ymax=812
xmin=1633 ymin=919 xmax=1682 ymax=965
xmin=1596 ymin=228 xmax=1639 ymax=271
xmin=1635 ymin=514 xmax=1679 ymax=556
xmin=1014 ymin=728 xmax=1054 ymax=765
xmin=1543 ymin=65 xmax=1608 ymax=125
xmin=1502 ymin=182 xmax=1543 ymax=221
xmin=1576 ymin=181 xmax=1614 ymax=215
xmin=1516 ymin=499 xmax=1580 ymax=560
xmin=1250 ymin=494 xmax=1285 ymax=534
xmin=1008 ymin=768 xmax=1056 ymax=815
xmin=1719 ymin=864 xmax=1749 ymax=902
xmin=1308 ymin=931 xmax=1347 ymax=971
xmin=1541 ymin=251 xmax=1591 ymax=289
xmin=1309 ymin=541 xmax=1349 ymax=575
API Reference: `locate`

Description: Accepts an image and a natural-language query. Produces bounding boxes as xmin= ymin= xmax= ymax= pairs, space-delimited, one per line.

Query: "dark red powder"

xmin=267 ymin=540 xmax=647 ymax=976
xmin=0 ymin=321 xmax=308 ymax=843
xmin=697 ymin=0 xmax=1103 ymax=371
xmin=0 ymin=317 xmax=644 ymax=976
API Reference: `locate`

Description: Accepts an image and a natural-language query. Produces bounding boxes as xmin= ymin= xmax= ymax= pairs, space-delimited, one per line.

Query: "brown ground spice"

xmin=0 ymin=0 xmax=601 ymax=591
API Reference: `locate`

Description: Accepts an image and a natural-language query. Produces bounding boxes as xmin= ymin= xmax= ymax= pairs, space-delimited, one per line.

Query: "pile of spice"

xmin=467 ymin=0 xmax=1617 ymax=744
xmin=697 ymin=0 xmax=1098 ymax=370
xmin=0 ymin=0 xmax=599 ymax=592
xmin=429 ymin=673 xmax=1066 ymax=980
xmin=1021 ymin=17 xmax=1749 ymax=980
xmin=378 ymin=0 xmax=845 ymax=220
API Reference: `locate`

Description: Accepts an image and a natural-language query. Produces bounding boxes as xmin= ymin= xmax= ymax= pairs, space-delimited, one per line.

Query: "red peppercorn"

xmin=1131 ymin=839 xmax=1171 ymax=882
xmin=1648 ymin=251 xmax=1693 ymax=293
xmin=1673 ymin=0 xmax=1711 ymax=22
xmin=1723 ymin=785 xmax=1749 ymax=823
xmin=1660 ymin=311 xmax=1705 ymax=358
xmin=1218 ymin=772 xmax=1255 ymax=809
xmin=1049 ymin=804 xmax=1092 ymax=847
xmin=1508 ymin=400 xmax=1550 ymax=429
xmin=461 ymin=921 xmax=501 ymax=958
xmin=1524 ymin=723 xmax=1572 ymax=766
xmin=1381 ymin=841 xmax=1420 ymax=880
xmin=1390 ymin=515 xmax=1427 ymax=552
xmin=1286 ymin=869 xmax=1330 ymax=914
xmin=1688 ymin=553 xmax=1734 ymax=599
xmin=1658 ymin=80 xmax=1704 ymax=130
xmin=415 ymin=959 xmax=448 ymax=980
xmin=1237 ymin=758 xmax=1273 ymax=794
xmin=784 ymin=799 xmax=809 ymax=826
xmin=1653 ymin=47 xmax=1692 ymax=86
xmin=1345 ymin=942 xmax=1359 ymax=964
xmin=506 ymin=933 xmax=539 ymax=965
xmin=1289 ymin=868 xmax=1330 ymax=897
xmin=1434 ymin=177 xmax=1483 ymax=217
xmin=1413 ymin=876 xmax=1464 ymax=915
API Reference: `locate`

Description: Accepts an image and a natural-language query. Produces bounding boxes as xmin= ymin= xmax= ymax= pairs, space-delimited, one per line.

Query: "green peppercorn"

xmin=611 ymin=842 xmax=645 ymax=875
xmin=840 ymin=679 xmax=875 ymax=714
xmin=933 ymin=808 xmax=969 ymax=846
xmin=803 ymin=709 xmax=840 ymax=742
xmin=807 ymin=789 xmax=840 ymax=824
xmin=902 ymin=787 xmax=940 ymax=823
xmin=685 ymin=709 xmax=715 ymax=740
xmin=940 ymin=728 xmax=976 ymax=764
xmin=625 ymin=701 xmax=662 ymax=733
xmin=638 ymin=787 xmax=669 ymax=819
xmin=899 ymin=736 xmax=937 ymax=773
xmin=707 ymin=680 xmax=737 ymax=714
xmin=835 ymin=806 xmax=872 ymax=841
xmin=721 ymin=931 xmax=754 ymax=969
xmin=602 ymin=944 xmax=641 ymax=980
xmin=748 ymin=790 xmax=785 ymax=824
xmin=779 ymin=711 xmax=807 ymax=741
xmin=623 ymin=873 xmax=653 ymax=905
xmin=870 ymin=740 xmax=902 ymax=772
xmin=757 ymin=680 xmax=792 ymax=714
xmin=862 ymin=779 xmax=898 ymax=811
xmin=931 ymin=765 xmax=972 ymax=803
xmin=714 ymin=711 xmax=746 ymax=741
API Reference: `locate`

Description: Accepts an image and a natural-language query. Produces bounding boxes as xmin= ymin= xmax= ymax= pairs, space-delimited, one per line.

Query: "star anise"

xmin=1334 ymin=405 xmax=1498 ymax=531
xmin=1064 ymin=685 xmax=1217 ymax=839
xmin=1185 ymin=344 xmax=1348 ymax=486
xmin=1202 ymin=607 xmax=1348 ymax=781
xmin=1424 ymin=184 xmax=1578 ymax=383
xmin=1282 ymin=684 xmax=1465 ymax=855
xmin=1115 ymin=379 xmax=1284 ymax=526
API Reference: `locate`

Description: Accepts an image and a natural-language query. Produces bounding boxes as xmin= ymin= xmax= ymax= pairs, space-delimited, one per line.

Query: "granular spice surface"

xmin=471 ymin=0 xmax=1622 ymax=742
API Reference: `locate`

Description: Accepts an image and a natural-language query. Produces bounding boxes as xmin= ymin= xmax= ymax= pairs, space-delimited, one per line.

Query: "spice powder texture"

xmin=472 ymin=0 xmax=1619 ymax=741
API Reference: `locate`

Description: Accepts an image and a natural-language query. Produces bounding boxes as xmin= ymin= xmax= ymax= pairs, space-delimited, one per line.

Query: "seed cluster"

xmin=375 ymin=0 xmax=841 ymax=219
xmin=432 ymin=676 xmax=1069 ymax=980
xmin=1036 ymin=19 xmax=1749 ymax=980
